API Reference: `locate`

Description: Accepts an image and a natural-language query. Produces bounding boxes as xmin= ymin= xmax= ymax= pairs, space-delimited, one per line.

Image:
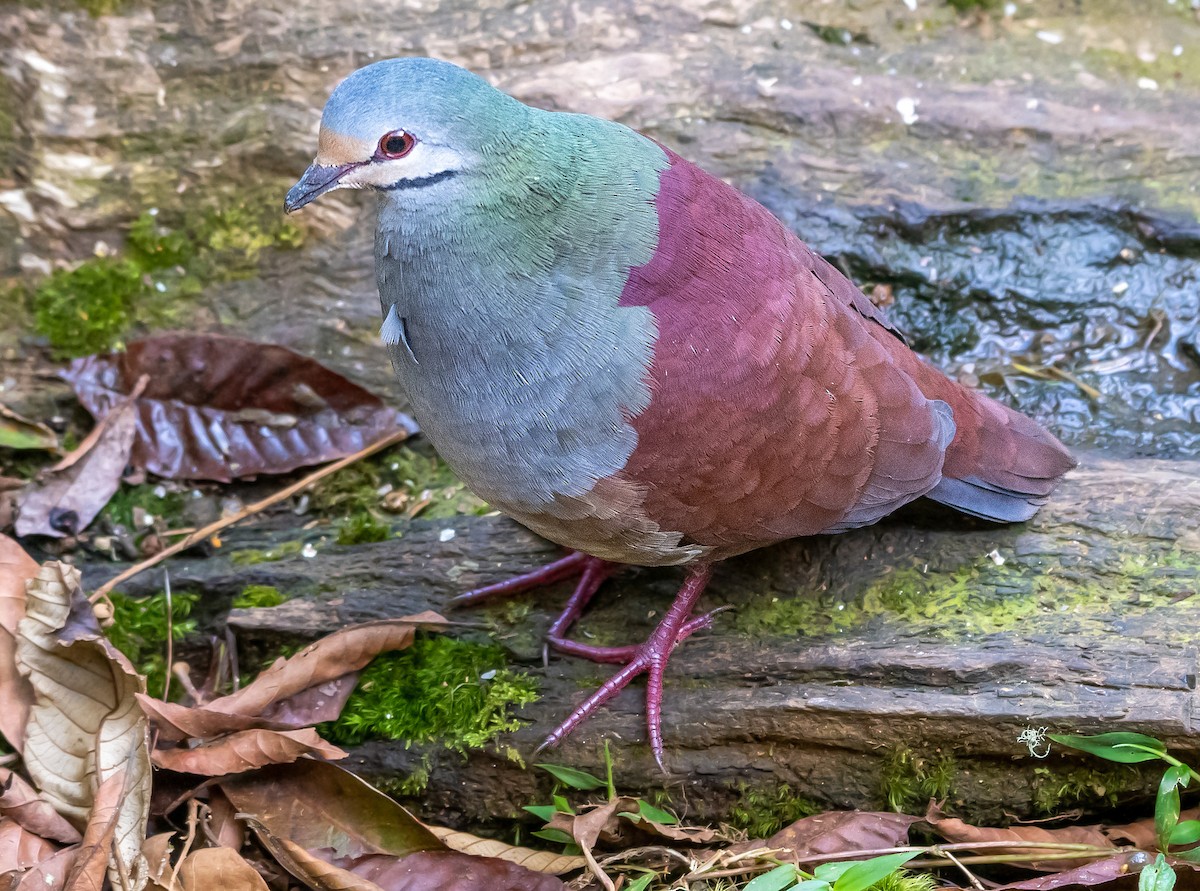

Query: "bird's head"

xmin=284 ymin=57 xmax=525 ymax=213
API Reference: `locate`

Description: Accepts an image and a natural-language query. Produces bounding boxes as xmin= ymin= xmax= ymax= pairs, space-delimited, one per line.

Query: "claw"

xmin=536 ymin=565 xmax=714 ymax=771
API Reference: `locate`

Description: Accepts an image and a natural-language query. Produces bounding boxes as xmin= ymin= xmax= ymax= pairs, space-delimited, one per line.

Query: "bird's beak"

xmin=284 ymin=162 xmax=358 ymax=213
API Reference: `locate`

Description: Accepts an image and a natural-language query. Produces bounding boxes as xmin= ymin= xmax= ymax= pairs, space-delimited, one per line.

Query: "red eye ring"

xmin=377 ymin=130 xmax=416 ymax=159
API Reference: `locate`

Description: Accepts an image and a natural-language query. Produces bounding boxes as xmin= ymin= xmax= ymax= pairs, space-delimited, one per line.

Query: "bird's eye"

xmin=378 ymin=130 xmax=416 ymax=159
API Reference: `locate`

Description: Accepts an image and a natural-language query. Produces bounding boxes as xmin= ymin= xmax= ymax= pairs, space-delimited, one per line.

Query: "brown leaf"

xmin=762 ymin=810 xmax=919 ymax=861
xmin=0 ymin=769 xmax=82 ymax=845
xmin=997 ymin=853 xmax=1138 ymax=889
xmin=350 ymin=851 xmax=567 ymax=891
xmin=219 ymin=761 xmax=443 ymax=862
xmin=150 ymin=728 xmax=346 ymax=777
xmin=925 ymin=802 xmax=1115 ymax=871
xmin=142 ymin=832 xmax=176 ymax=891
xmin=63 ymin=334 xmax=409 ymax=482
xmin=1105 ymin=808 xmax=1200 ymax=849
xmin=0 ymin=816 xmax=59 ymax=873
xmin=426 ymin=826 xmax=585 ymax=875
xmin=5 ymin=844 xmax=76 ymax=891
xmin=16 ymin=563 xmax=151 ymax=889
xmin=14 ymin=391 xmax=138 ymax=538
xmin=0 ymin=534 xmax=37 ymax=753
xmin=140 ymin=614 xmax=445 ymax=741
xmin=245 ymin=827 xmax=384 ymax=891
xmin=62 ymin=769 xmax=124 ymax=891
xmin=206 ymin=790 xmax=244 ymax=851
xmin=177 ymin=847 xmax=269 ymax=891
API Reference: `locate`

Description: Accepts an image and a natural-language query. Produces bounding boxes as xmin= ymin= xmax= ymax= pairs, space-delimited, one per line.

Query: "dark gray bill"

xmin=284 ymin=162 xmax=358 ymax=213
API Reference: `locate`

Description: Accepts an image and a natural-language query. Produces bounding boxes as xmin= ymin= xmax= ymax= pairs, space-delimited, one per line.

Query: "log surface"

xmin=89 ymin=455 xmax=1200 ymax=824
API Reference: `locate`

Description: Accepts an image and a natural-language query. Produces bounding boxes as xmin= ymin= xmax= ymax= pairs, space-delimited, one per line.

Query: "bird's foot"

xmin=547 ymin=606 xmax=727 ymax=664
xmin=536 ymin=565 xmax=714 ymax=770
xmin=449 ymin=551 xmax=601 ymax=608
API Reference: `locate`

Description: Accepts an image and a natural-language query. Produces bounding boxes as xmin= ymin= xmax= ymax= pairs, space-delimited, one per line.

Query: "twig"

xmin=90 ymin=427 xmax=412 ymax=601
xmin=162 ymin=569 xmax=173 ymax=703
xmin=168 ymin=798 xmax=201 ymax=891
xmin=583 ymin=842 xmax=616 ymax=891
xmin=939 ymin=847 xmax=985 ymax=890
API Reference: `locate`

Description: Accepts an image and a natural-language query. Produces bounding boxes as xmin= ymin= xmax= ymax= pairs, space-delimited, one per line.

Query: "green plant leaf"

xmin=832 ymin=851 xmax=921 ymax=891
xmin=1170 ymin=820 xmax=1200 ymax=847
xmin=1049 ymin=732 xmax=1168 ymax=764
xmin=523 ymin=805 xmax=557 ymax=822
xmin=814 ymin=862 xmax=855 ymax=882
xmin=536 ymin=763 xmax=606 ymax=791
xmin=625 ymin=875 xmax=655 ymax=891
xmin=1139 ymin=852 xmax=1177 ymax=891
xmin=1157 ymin=764 xmax=1189 ymax=852
xmin=635 ymin=799 xmax=678 ymax=825
xmin=744 ymin=864 xmax=799 ymax=891
xmin=789 ymin=882 xmax=833 ymax=891
xmin=531 ymin=828 xmax=575 ymax=846
xmin=552 ymin=793 xmax=575 ymax=815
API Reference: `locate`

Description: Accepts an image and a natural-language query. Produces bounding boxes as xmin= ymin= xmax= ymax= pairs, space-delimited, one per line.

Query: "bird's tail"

xmin=910 ymin=363 xmax=1077 ymax=523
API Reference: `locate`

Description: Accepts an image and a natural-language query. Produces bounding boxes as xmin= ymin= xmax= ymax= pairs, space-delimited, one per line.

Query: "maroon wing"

xmin=617 ymin=151 xmax=958 ymax=558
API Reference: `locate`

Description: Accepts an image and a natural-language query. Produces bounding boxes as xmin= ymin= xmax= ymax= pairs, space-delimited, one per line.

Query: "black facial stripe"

xmin=380 ymin=169 xmax=458 ymax=191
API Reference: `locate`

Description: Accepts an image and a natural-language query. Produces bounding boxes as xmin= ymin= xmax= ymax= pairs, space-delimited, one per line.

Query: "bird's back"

xmin=614 ymin=148 xmax=1075 ymax=558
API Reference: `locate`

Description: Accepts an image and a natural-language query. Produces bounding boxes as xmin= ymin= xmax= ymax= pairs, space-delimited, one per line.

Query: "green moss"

xmin=232 ymin=584 xmax=289 ymax=609
xmin=230 ymin=540 xmax=306 ymax=566
xmin=726 ymin=782 xmax=821 ymax=838
xmin=25 ymin=181 xmax=304 ymax=357
xmin=310 ymin=443 xmax=489 ymax=539
xmin=100 ymin=482 xmax=188 ymax=532
xmin=335 ymin=513 xmax=392 ymax=546
xmin=869 ymin=872 xmax=938 ymax=891
xmin=1030 ymin=763 xmax=1143 ymax=816
xmin=734 ymin=547 xmax=1200 ymax=642
xmin=880 ymin=746 xmax=958 ymax=814
xmin=320 ymin=635 xmax=539 ymax=752
xmin=106 ymin=590 xmax=199 ymax=699
xmin=945 ymin=0 xmax=999 ymax=12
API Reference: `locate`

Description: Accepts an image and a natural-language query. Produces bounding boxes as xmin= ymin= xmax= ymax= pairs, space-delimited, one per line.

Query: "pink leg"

xmin=449 ymin=551 xmax=593 ymax=607
xmin=536 ymin=564 xmax=714 ymax=770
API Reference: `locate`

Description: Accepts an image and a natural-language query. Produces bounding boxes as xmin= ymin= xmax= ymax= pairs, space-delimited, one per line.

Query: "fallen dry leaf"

xmin=16 ymin=563 xmax=151 ymax=890
xmin=219 ymin=761 xmax=443 ymax=863
xmin=4 ymin=843 xmax=76 ymax=891
xmin=0 ymin=816 xmax=59 ymax=873
xmin=1105 ymin=808 xmax=1200 ymax=850
xmin=206 ymin=790 xmax=245 ymax=852
xmin=925 ymin=802 xmax=1115 ymax=871
xmin=761 ymin=810 xmax=919 ymax=862
xmin=243 ymin=826 xmax=385 ymax=891
xmin=997 ymin=853 xmax=1140 ymax=889
xmin=177 ymin=847 xmax=269 ymax=891
xmin=63 ymin=334 xmax=407 ymax=482
xmin=350 ymin=851 xmax=568 ymax=891
xmin=14 ymin=389 xmax=139 ymax=538
xmin=139 ymin=614 xmax=445 ymax=741
xmin=62 ymin=769 xmax=125 ymax=891
xmin=0 ymin=534 xmax=37 ymax=753
xmin=142 ymin=833 xmax=176 ymax=891
xmin=427 ymin=825 xmax=585 ymax=875
xmin=150 ymin=728 xmax=346 ymax=777
xmin=0 ymin=769 xmax=82 ymax=845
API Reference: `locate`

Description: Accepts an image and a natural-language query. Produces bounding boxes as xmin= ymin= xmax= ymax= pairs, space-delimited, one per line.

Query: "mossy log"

xmin=88 ymin=455 xmax=1200 ymax=826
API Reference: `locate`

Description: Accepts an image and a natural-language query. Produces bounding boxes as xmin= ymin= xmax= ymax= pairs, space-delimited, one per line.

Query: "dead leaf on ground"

xmin=219 ymin=761 xmax=443 ymax=863
xmin=150 ymin=728 xmax=346 ymax=777
xmin=206 ymin=790 xmax=244 ymax=852
xmin=427 ymin=825 xmax=585 ymax=875
xmin=754 ymin=810 xmax=919 ymax=862
xmin=243 ymin=826 xmax=385 ymax=891
xmin=14 ymin=385 xmax=140 ymax=538
xmin=4 ymin=843 xmax=76 ymax=891
xmin=139 ymin=613 xmax=446 ymax=741
xmin=997 ymin=853 xmax=1140 ymax=889
xmin=0 ymin=769 xmax=82 ymax=845
xmin=177 ymin=846 xmax=269 ymax=891
xmin=61 ymin=768 xmax=126 ymax=891
xmin=0 ymin=406 xmax=58 ymax=454
xmin=925 ymin=802 xmax=1115 ymax=871
xmin=15 ymin=563 xmax=151 ymax=889
xmin=350 ymin=850 xmax=567 ymax=891
xmin=63 ymin=334 xmax=408 ymax=482
xmin=0 ymin=534 xmax=37 ymax=753
xmin=0 ymin=816 xmax=60 ymax=873
xmin=1106 ymin=808 xmax=1200 ymax=850
xmin=142 ymin=832 xmax=176 ymax=891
